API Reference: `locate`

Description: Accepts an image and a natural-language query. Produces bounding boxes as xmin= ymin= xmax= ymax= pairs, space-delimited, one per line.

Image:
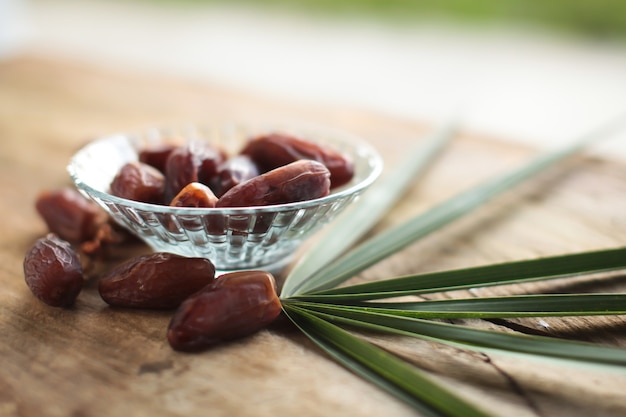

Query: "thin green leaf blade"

xmin=281 ymin=120 xmax=458 ymax=297
xmin=288 ymin=293 xmax=626 ymax=318
xmin=286 ymin=301 xmax=626 ymax=366
xmin=291 ymin=118 xmax=626 ymax=296
xmin=359 ymin=294 xmax=626 ymax=318
xmin=284 ymin=305 xmax=494 ymax=417
xmin=284 ymin=306 xmax=446 ymax=417
xmin=292 ymin=247 xmax=626 ymax=302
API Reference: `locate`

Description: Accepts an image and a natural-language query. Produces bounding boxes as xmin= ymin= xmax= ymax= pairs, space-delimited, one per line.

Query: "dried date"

xmin=209 ymin=155 xmax=259 ymax=197
xmin=110 ymin=161 xmax=165 ymax=204
xmin=164 ymin=141 xmax=224 ymax=202
xmin=98 ymin=252 xmax=216 ymax=309
xmin=216 ymin=160 xmax=330 ymax=207
xmin=167 ymin=270 xmax=282 ymax=351
xmin=170 ymin=182 xmax=218 ymax=208
xmin=138 ymin=143 xmax=179 ymax=173
xmin=241 ymin=132 xmax=355 ymax=188
xmin=23 ymin=234 xmax=84 ymax=307
xmin=35 ymin=188 xmax=107 ymax=243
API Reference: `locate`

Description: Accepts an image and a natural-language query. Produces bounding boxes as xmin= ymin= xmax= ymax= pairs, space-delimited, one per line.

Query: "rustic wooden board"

xmin=1 ymin=56 xmax=625 ymax=417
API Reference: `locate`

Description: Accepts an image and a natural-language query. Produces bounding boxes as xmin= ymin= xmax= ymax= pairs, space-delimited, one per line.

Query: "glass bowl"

xmin=67 ymin=122 xmax=383 ymax=273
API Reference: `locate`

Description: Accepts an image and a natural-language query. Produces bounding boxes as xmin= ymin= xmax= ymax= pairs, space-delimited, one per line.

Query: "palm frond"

xmin=288 ymin=118 xmax=625 ymax=296
xmin=291 ymin=248 xmax=626 ymax=302
xmin=285 ymin=301 xmax=626 ymax=366
xmin=284 ymin=304 xmax=494 ymax=417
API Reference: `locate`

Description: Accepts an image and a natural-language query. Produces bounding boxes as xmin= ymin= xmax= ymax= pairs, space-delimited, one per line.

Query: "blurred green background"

xmin=146 ymin=0 xmax=626 ymax=40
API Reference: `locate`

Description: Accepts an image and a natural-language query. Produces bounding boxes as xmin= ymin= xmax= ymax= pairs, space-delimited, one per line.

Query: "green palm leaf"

xmin=287 ymin=293 xmax=626 ymax=318
xmin=278 ymin=117 xmax=626 ymax=417
xmin=284 ymin=305 xmax=494 ymax=417
xmin=291 ymin=247 xmax=626 ymax=302
xmin=286 ymin=301 xmax=626 ymax=366
xmin=288 ymin=118 xmax=626 ymax=296
xmin=343 ymin=294 xmax=626 ymax=318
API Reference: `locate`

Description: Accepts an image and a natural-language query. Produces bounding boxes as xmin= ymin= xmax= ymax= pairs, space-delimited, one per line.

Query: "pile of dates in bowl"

xmin=67 ymin=123 xmax=383 ymax=273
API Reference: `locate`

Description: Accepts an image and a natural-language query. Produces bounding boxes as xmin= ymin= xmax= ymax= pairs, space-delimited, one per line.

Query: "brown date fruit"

xmin=198 ymin=146 xmax=228 ymax=185
xmin=98 ymin=252 xmax=216 ymax=309
xmin=167 ymin=270 xmax=282 ymax=351
xmin=164 ymin=141 xmax=224 ymax=202
xmin=35 ymin=188 xmax=107 ymax=243
xmin=110 ymin=161 xmax=165 ymax=204
xmin=138 ymin=143 xmax=179 ymax=173
xmin=23 ymin=234 xmax=84 ymax=307
xmin=209 ymin=155 xmax=260 ymax=197
xmin=216 ymin=160 xmax=330 ymax=207
xmin=240 ymin=132 xmax=355 ymax=188
xmin=170 ymin=182 xmax=218 ymax=208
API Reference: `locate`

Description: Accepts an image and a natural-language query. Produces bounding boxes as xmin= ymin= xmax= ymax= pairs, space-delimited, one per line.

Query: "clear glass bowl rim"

xmin=67 ymin=122 xmax=384 ymax=216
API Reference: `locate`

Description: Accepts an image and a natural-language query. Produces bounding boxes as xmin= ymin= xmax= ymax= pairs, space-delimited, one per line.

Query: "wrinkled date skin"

xmin=23 ymin=234 xmax=84 ymax=307
xmin=216 ymin=160 xmax=331 ymax=207
xmin=110 ymin=161 xmax=165 ymax=204
xmin=98 ymin=252 xmax=216 ymax=309
xmin=170 ymin=182 xmax=218 ymax=208
xmin=241 ymin=132 xmax=355 ymax=188
xmin=138 ymin=143 xmax=179 ymax=173
xmin=164 ymin=141 xmax=224 ymax=202
xmin=210 ymin=155 xmax=260 ymax=197
xmin=35 ymin=188 xmax=106 ymax=243
xmin=167 ymin=270 xmax=282 ymax=351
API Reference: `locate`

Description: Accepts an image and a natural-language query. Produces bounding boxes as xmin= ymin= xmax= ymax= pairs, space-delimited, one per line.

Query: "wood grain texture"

xmin=1 ymin=55 xmax=625 ymax=417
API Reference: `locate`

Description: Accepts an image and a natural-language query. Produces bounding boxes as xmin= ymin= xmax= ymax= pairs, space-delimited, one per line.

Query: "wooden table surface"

xmin=1 ymin=56 xmax=625 ymax=417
